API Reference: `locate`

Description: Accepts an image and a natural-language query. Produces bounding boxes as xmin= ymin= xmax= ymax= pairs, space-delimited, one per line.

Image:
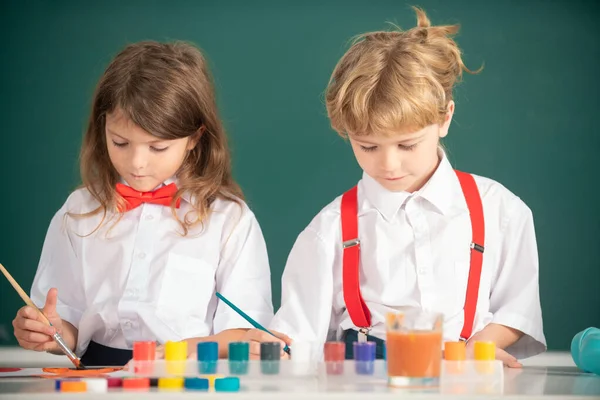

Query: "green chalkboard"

xmin=1 ymin=0 xmax=598 ymax=351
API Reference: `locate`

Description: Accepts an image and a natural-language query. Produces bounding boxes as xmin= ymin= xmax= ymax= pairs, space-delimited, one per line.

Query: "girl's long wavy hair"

xmin=72 ymin=41 xmax=242 ymax=235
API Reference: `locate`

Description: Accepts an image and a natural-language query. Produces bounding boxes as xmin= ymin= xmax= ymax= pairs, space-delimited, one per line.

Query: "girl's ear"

xmin=186 ymin=125 xmax=205 ymax=151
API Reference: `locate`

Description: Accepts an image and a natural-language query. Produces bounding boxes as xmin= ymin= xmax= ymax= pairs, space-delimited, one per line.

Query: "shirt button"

xmin=146 ymin=214 xmax=154 ymax=221
xmin=124 ymin=321 xmax=132 ymax=329
xmin=418 ymin=268 xmax=427 ymax=274
xmin=138 ymin=252 xmax=146 ymax=259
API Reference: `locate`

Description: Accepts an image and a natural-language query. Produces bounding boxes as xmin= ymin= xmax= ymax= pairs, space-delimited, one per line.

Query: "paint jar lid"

xmin=474 ymin=341 xmax=496 ymax=361
xmin=444 ymin=341 xmax=466 ymax=361
xmin=197 ymin=341 xmax=219 ymax=362
xmin=353 ymin=341 xmax=376 ymax=361
xmin=133 ymin=341 xmax=156 ymax=361
xmin=106 ymin=377 xmax=122 ymax=388
xmin=82 ymin=378 xmax=108 ymax=393
xmin=215 ymin=377 xmax=240 ymax=392
xmin=55 ymin=378 xmax=79 ymax=391
xmin=290 ymin=341 xmax=312 ymax=363
xmin=165 ymin=341 xmax=187 ymax=361
xmin=61 ymin=381 xmax=87 ymax=392
xmin=184 ymin=377 xmax=209 ymax=390
xmin=260 ymin=342 xmax=281 ymax=360
xmin=324 ymin=342 xmax=345 ymax=362
xmin=229 ymin=342 xmax=250 ymax=362
xmin=158 ymin=377 xmax=184 ymax=390
xmin=123 ymin=377 xmax=150 ymax=390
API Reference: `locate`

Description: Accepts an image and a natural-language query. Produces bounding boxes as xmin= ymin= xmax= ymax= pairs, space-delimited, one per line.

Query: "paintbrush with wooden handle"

xmin=0 ymin=262 xmax=85 ymax=369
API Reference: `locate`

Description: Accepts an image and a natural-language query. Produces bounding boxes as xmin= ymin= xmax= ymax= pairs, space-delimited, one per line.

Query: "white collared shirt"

xmin=30 ymin=179 xmax=273 ymax=356
xmin=270 ymin=154 xmax=546 ymax=359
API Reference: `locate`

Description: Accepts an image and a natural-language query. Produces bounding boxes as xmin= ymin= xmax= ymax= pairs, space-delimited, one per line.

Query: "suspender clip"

xmin=357 ymin=327 xmax=371 ymax=343
xmin=343 ymin=238 xmax=360 ymax=249
xmin=470 ymin=242 xmax=484 ymax=253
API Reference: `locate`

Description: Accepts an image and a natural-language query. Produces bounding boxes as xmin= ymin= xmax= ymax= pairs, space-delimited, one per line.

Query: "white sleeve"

xmin=269 ymin=227 xmax=334 ymax=353
xmin=212 ymin=205 xmax=274 ymax=333
xmin=30 ymin=203 xmax=85 ymax=327
xmin=490 ymin=198 xmax=547 ymax=359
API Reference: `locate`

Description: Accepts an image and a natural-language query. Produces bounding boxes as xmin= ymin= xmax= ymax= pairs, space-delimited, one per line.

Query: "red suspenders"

xmin=341 ymin=170 xmax=485 ymax=341
xmin=341 ymin=185 xmax=370 ymax=335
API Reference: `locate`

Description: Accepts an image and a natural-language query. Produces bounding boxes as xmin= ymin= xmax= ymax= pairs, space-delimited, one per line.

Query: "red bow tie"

xmin=115 ymin=182 xmax=181 ymax=212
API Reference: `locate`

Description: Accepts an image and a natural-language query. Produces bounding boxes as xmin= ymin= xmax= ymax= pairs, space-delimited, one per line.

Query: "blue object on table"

xmin=571 ymin=327 xmax=600 ymax=375
xmin=184 ymin=377 xmax=209 ymax=390
xmin=214 ymin=377 xmax=240 ymax=392
xmin=353 ymin=341 xmax=376 ymax=375
xmin=197 ymin=342 xmax=218 ymax=374
xmin=215 ymin=292 xmax=291 ymax=355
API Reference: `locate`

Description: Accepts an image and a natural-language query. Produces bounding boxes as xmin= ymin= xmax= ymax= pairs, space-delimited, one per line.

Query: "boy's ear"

xmin=439 ymin=101 xmax=455 ymax=139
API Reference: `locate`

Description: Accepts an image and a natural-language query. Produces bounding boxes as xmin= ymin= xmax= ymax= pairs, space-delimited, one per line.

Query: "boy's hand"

xmin=466 ymin=340 xmax=522 ymax=368
xmin=495 ymin=348 xmax=522 ymax=368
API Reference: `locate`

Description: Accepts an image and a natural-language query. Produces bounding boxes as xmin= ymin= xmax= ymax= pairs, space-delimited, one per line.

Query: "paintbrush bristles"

xmin=74 ymin=359 xmax=87 ymax=370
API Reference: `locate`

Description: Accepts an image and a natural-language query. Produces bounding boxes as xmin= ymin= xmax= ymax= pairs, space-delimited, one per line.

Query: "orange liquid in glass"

xmin=386 ymin=331 xmax=442 ymax=378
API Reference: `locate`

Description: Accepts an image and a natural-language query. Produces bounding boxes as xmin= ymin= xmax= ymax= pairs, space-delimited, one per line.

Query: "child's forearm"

xmin=187 ymin=328 xmax=249 ymax=358
xmin=48 ymin=320 xmax=78 ymax=355
xmin=467 ymin=323 xmax=523 ymax=349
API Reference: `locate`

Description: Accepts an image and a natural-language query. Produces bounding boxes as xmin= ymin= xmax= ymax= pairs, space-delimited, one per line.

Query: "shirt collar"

xmin=162 ymin=176 xmax=193 ymax=204
xmin=359 ymin=150 xmax=462 ymax=220
xmin=359 ymin=173 xmax=411 ymax=222
xmin=416 ymin=150 xmax=461 ymax=216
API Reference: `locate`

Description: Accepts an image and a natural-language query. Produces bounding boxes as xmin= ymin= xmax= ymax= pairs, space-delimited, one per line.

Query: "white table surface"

xmin=0 ymin=348 xmax=599 ymax=399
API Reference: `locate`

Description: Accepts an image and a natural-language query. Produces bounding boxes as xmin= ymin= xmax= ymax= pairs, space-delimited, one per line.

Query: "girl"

xmin=12 ymin=41 xmax=274 ymax=366
xmin=246 ymin=7 xmax=546 ymax=366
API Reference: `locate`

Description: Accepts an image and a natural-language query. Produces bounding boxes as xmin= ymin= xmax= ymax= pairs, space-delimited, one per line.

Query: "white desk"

xmin=0 ymin=348 xmax=599 ymax=399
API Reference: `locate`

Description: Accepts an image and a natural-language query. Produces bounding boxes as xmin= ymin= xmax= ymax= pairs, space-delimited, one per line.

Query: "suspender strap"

xmin=341 ymin=171 xmax=485 ymax=341
xmin=454 ymin=170 xmax=485 ymax=341
xmin=341 ymin=185 xmax=371 ymax=328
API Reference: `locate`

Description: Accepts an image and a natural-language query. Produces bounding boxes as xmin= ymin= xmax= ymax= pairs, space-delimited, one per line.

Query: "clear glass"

xmin=386 ymin=310 xmax=443 ymax=388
